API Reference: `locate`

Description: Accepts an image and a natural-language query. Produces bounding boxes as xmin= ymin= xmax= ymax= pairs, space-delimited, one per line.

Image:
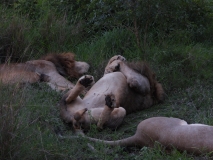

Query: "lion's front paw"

xmin=109 ymin=55 xmax=126 ymax=64
xmin=117 ymin=55 xmax=126 ymax=62
xmin=104 ymin=60 xmax=121 ymax=74
xmin=79 ymin=75 xmax=95 ymax=88
xmin=105 ymin=94 xmax=116 ymax=108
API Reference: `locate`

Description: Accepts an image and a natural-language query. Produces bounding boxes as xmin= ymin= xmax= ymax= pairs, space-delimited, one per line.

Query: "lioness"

xmin=78 ymin=116 xmax=213 ymax=155
xmin=0 ymin=52 xmax=90 ymax=91
xmin=88 ymin=116 xmax=213 ymax=155
xmin=60 ymin=55 xmax=165 ymax=132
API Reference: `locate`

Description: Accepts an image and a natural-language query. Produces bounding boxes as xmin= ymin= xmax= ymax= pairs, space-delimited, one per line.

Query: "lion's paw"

xmin=105 ymin=94 xmax=116 ymax=108
xmin=79 ymin=75 xmax=95 ymax=88
xmin=104 ymin=60 xmax=121 ymax=74
xmin=109 ymin=55 xmax=126 ymax=64
xmin=116 ymin=55 xmax=126 ymax=62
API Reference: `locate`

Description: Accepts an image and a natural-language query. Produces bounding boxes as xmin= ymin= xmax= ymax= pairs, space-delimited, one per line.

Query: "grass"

xmin=1 ymin=45 xmax=213 ymax=159
xmin=1 ymin=4 xmax=213 ymax=159
xmin=1 ymin=82 xmax=213 ymax=159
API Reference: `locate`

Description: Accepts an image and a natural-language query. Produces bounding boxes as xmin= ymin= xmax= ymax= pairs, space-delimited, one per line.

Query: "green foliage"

xmin=1 ymin=0 xmax=213 ymax=62
xmin=14 ymin=0 xmax=40 ymax=20
xmin=139 ymin=43 xmax=213 ymax=91
xmin=0 ymin=6 xmax=32 ymax=62
xmin=54 ymin=0 xmax=213 ymax=44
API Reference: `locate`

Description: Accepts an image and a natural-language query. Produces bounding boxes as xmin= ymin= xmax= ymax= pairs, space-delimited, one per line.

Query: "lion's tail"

xmin=40 ymin=52 xmax=80 ymax=78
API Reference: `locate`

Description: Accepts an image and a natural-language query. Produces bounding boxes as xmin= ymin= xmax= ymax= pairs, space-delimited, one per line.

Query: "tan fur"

xmin=60 ymin=55 xmax=165 ymax=132
xmin=97 ymin=94 xmax=118 ymax=130
xmin=26 ymin=60 xmax=75 ymax=91
xmin=104 ymin=55 xmax=126 ymax=74
xmin=65 ymin=75 xmax=94 ymax=103
xmin=68 ymin=105 xmax=126 ymax=132
xmin=84 ymin=117 xmax=213 ymax=155
xmin=0 ymin=63 xmax=42 ymax=84
xmin=0 ymin=53 xmax=90 ymax=91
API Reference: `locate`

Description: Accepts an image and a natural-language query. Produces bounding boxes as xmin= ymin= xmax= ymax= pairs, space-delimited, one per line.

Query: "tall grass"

xmin=0 ymin=4 xmax=85 ymax=62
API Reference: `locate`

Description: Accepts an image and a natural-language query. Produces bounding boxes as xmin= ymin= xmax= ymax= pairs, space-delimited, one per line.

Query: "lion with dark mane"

xmin=60 ymin=55 xmax=165 ymax=132
xmin=0 ymin=52 xmax=90 ymax=91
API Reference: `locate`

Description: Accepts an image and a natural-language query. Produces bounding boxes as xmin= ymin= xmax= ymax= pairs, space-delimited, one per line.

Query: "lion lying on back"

xmin=0 ymin=52 xmax=90 ymax=91
xmin=60 ymin=55 xmax=165 ymax=132
xmin=59 ymin=95 xmax=213 ymax=155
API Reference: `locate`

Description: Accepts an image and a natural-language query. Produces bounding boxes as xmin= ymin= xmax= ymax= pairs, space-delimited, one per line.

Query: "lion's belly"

xmin=82 ymin=72 xmax=128 ymax=109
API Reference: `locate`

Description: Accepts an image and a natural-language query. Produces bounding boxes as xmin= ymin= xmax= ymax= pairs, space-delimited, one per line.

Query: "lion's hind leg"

xmin=105 ymin=107 xmax=126 ymax=130
xmin=119 ymin=61 xmax=150 ymax=95
xmin=97 ymin=94 xmax=126 ymax=130
xmin=66 ymin=75 xmax=95 ymax=103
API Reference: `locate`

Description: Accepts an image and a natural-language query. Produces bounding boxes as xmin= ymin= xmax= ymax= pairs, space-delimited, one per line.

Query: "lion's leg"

xmin=72 ymin=107 xmax=126 ymax=131
xmin=119 ymin=61 xmax=150 ymax=95
xmin=107 ymin=55 xmax=126 ymax=66
xmin=104 ymin=107 xmax=126 ymax=130
xmin=66 ymin=75 xmax=95 ymax=103
xmin=104 ymin=60 xmax=150 ymax=95
xmin=97 ymin=94 xmax=126 ymax=130
xmin=104 ymin=55 xmax=126 ymax=74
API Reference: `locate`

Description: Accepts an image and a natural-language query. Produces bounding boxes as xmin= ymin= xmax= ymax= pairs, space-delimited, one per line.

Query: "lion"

xmin=0 ymin=52 xmax=90 ymax=91
xmin=59 ymin=95 xmax=213 ymax=155
xmin=60 ymin=55 xmax=165 ymax=132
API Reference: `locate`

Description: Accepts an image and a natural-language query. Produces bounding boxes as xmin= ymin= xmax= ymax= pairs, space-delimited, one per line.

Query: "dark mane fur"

xmin=40 ymin=52 xmax=80 ymax=79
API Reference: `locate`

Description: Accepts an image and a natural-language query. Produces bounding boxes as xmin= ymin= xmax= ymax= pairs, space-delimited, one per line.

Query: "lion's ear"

xmin=74 ymin=108 xmax=87 ymax=121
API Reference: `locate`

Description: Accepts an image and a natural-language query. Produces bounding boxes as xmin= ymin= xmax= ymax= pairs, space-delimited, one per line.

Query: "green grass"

xmin=1 ymin=30 xmax=213 ymax=159
xmin=1 ymin=83 xmax=212 ymax=159
xmin=1 ymin=49 xmax=213 ymax=160
xmin=1 ymin=3 xmax=213 ymax=159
